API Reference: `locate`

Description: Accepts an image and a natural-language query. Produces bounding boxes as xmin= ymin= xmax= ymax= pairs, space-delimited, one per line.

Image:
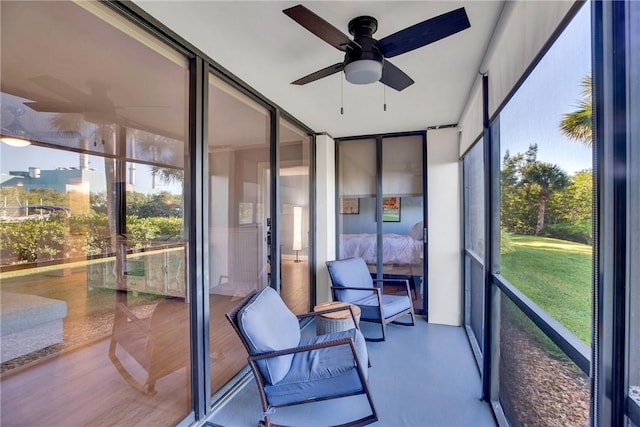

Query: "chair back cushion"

xmin=237 ymin=287 xmax=301 ymax=384
xmin=327 ymin=258 xmax=374 ymax=303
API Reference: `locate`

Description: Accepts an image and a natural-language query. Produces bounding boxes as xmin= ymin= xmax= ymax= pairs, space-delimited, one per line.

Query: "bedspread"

xmin=339 ymin=233 xmax=422 ymax=265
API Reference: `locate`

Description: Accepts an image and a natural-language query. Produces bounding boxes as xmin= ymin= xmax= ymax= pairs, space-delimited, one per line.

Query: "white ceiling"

xmin=135 ymin=1 xmax=505 ymax=138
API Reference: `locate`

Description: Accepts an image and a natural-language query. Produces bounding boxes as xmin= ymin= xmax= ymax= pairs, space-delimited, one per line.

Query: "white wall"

xmin=427 ymin=127 xmax=462 ymax=326
xmin=315 ymin=134 xmax=336 ymax=303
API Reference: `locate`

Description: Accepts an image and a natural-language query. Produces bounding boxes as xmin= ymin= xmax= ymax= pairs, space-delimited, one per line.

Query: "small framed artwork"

xmin=340 ymin=197 xmax=360 ymax=214
xmin=382 ymin=196 xmax=401 ymax=222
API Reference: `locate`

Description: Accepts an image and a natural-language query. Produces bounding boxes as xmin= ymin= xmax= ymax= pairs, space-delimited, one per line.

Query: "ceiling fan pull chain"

xmin=340 ymin=75 xmax=344 ymax=115
xmin=383 ymin=84 xmax=387 ymax=112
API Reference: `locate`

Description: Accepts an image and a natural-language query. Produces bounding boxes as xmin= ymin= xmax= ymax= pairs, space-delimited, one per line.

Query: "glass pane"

xmin=467 ymin=257 xmax=484 ymax=353
xmin=463 ymin=140 xmax=485 ymax=355
xmin=499 ymin=294 xmax=590 ymax=426
xmin=498 ymin=4 xmax=593 ymax=346
xmin=338 ymin=139 xmax=376 ymax=267
xmin=465 ymin=140 xmax=485 ymax=257
xmin=0 ymin=2 xmax=190 ymax=424
xmin=207 ymin=73 xmax=270 ymax=393
xmin=381 ymin=135 xmax=424 ymax=312
xmin=279 ymin=119 xmax=311 ymax=314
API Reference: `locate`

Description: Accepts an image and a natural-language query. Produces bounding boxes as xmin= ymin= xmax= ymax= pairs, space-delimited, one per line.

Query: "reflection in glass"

xmin=337 ymin=138 xmax=377 ymax=266
xmin=207 ymin=73 xmax=270 ymax=394
xmin=382 ymin=135 xmax=424 ymax=312
xmin=499 ymin=294 xmax=590 ymax=426
xmin=278 ymin=119 xmax=311 ymax=314
xmin=0 ymin=1 xmax=190 ymax=425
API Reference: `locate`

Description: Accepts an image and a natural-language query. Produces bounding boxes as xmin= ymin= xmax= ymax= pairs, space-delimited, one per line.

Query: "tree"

xmin=559 ymin=75 xmax=592 ymax=146
xmin=523 ymin=162 xmax=569 ymax=234
xmin=501 ymin=144 xmax=569 ymax=235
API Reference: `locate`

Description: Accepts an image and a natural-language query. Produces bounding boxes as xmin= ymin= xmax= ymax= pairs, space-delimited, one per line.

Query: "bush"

xmin=501 ymin=229 xmax=515 ymax=254
xmin=542 ymin=221 xmax=592 ymax=245
xmin=0 ymin=214 xmax=67 ymax=262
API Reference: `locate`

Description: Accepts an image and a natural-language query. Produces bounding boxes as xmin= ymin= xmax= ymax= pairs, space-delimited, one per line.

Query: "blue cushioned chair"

xmin=326 ymin=257 xmax=415 ymax=342
xmin=226 ymin=287 xmax=377 ymax=427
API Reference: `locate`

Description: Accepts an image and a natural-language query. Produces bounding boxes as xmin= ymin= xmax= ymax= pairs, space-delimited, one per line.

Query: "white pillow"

xmin=410 ymin=221 xmax=424 ymax=240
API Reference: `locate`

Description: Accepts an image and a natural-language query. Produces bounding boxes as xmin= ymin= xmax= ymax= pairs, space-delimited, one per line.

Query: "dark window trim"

xmin=494 ymin=274 xmax=591 ymax=374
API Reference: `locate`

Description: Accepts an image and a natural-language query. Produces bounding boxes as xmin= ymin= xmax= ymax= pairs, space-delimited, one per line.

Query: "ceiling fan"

xmin=283 ymin=4 xmax=471 ymax=91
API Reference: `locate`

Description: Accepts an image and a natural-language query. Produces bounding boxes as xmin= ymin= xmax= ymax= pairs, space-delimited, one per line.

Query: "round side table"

xmin=313 ymin=301 xmax=361 ymax=335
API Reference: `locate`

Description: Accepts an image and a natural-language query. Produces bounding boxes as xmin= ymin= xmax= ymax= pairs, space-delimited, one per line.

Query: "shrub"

xmin=501 ymin=229 xmax=515 ymax=254
xmin=542 ymin=221 xmax=592 ymax=245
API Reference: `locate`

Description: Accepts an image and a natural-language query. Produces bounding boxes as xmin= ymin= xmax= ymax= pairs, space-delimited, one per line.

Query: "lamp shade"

xmin=1 ymin=137 xmax=31 ymax=147
xmin=344 ymin=60 xmax=383 ymax=85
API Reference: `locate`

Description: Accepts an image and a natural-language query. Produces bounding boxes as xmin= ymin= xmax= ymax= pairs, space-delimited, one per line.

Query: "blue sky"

xmin=500 ymin=3 xmax=592 ymax=174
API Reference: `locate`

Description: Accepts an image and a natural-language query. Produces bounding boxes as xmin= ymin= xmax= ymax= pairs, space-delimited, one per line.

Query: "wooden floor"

xmin=0 ymin=260 xmax=310 ymax=426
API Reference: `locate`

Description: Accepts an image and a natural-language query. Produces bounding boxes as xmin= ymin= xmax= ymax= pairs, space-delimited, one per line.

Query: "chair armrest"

xmin=248 ymin=336 xmax=356 ymax=362
xmin=373 ymin=278 xmax=412 ymax=298
xmin=330 ymin=285 xmax=381 ymax=293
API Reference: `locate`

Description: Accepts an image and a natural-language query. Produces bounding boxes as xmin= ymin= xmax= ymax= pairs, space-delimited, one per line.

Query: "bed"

xmin=339 ymin=222 xmax=424 ymax=266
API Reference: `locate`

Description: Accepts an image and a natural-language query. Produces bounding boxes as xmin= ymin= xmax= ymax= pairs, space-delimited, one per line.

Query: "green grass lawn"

xmin=501 ymin=234 xmax=592 ymax=345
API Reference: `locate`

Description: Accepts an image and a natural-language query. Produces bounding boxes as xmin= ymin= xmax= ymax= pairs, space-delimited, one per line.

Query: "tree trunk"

xmin=535 ymin=191 xmax=548 ymax=235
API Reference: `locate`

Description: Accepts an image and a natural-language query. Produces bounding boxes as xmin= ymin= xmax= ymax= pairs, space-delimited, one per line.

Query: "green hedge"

xmin=542 ymin=221 xmax=592 ymax=245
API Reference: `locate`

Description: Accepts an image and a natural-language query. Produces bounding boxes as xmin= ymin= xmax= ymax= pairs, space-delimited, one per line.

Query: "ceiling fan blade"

xmin=380 ymin=60 xmax=414 ymax=91
xmin=283 ymin=5 xmax=359 ymax=52
xmin=31 ymin=75 xmax=92 ymax=104
xmin=377 ymin=7 xmax=470 ymax=58
xmin=292 ymin=63 xmax=344 ymax=86
xmin=23 ymin=100 xmax=83 ymax=113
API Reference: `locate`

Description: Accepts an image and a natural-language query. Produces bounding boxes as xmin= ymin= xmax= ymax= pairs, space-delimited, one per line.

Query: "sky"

xmin=499 ymin=3 xmax=592 ymax=175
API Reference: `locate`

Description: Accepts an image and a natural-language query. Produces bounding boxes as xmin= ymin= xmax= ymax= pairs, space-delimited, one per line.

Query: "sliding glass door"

xmin=207 ymin=74 xmax=271 ymax=393
xmin=337 ymin=133 xmax=426 ymax=313
xmin=0 ymin=2 xmax=191 ymax=425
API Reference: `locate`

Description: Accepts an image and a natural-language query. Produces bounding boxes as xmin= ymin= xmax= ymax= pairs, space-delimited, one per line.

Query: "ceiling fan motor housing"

xmin=345 ymin=16 xmax=383 ymax=64
xmin=344 ymin=15 xmax=384 ymax=84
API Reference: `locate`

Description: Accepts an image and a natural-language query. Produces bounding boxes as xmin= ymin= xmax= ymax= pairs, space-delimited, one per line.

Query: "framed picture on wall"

xmin=340 ymin=197 xmax=360 ymax=214
xmin=382 ymin=197 xmax=401 ymax=222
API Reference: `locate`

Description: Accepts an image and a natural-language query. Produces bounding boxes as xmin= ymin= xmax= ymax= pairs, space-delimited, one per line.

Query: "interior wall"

xmin=427 ymin=127 xmax=462 ymax=326
xmin=315 ymin=134 xmax=336 ymax=303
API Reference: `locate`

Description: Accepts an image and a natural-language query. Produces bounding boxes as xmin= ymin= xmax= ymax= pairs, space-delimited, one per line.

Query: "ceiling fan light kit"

xmin=283 ymin=4 xmax=471 ymax=92
xmin=344 ymin=59 xmax=382 ymax=85
xmin=1 ymin=107 xmax=31 ymax=147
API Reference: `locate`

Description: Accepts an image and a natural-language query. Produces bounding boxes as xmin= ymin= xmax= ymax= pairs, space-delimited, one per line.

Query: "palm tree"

xmin=523 ymin=162 xmax=569 ymax=235
xmin=559 ymin=75 xmax=592 ymax=146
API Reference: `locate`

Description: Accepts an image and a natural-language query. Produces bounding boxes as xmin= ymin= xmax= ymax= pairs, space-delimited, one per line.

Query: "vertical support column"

xmin=188 ymin=55 xmax=210 ymax=419
xmin=270 ymin=109 xmax=280 ymax=292
xmin=593 ymin=0 xmax=629 ymax=424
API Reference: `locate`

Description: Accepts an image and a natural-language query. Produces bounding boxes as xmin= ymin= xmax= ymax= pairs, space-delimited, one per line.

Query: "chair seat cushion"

xmin=264 ymin=329 xmax=368 ymax=407
xmin=238 ymin=287 xmax=301 ymax=385
xmin=354 ymin=294 xmax=412 ymax=320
